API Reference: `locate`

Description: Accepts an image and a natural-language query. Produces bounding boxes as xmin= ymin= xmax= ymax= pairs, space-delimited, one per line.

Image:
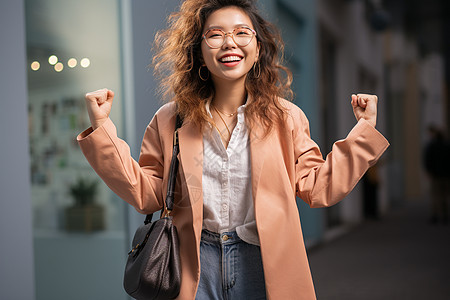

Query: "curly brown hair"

xmin=152 ymin=0 xmax=293 ymax=138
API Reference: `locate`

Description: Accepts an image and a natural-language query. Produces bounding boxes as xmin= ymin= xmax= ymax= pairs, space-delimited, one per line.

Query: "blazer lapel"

xmin=177 ymin=120 xmax=204 ymax=240
xmin=249 ymin=122 xmax=268 ymax=205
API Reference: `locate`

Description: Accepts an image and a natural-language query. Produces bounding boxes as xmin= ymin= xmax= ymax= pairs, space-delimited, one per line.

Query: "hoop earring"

xmin=199 ymin=65 xmax=209 ymax=81
xmin=252 ymin=61 xmax=261 ymax=79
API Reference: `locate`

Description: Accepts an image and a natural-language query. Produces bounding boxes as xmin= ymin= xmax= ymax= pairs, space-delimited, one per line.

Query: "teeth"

xmin=220 ymin=56 xmax=242 ymax=62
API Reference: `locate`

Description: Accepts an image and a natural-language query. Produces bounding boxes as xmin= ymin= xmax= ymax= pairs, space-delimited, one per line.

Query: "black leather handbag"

xmin=123 ymin=113 xmax=183 ymax=300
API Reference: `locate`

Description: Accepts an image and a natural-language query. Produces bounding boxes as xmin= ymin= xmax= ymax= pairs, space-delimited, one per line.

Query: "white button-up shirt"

xmin=201 ymin=97 xmax=260 ymax=245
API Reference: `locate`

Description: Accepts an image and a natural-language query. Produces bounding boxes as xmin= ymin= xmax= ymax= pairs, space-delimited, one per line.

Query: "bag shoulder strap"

xmin=145 ymin=110 xmax=183 ymax=224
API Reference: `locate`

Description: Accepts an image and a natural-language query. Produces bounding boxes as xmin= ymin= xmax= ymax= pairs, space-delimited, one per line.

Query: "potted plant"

xmin=65 ymin=177 xmax=105 ymax=232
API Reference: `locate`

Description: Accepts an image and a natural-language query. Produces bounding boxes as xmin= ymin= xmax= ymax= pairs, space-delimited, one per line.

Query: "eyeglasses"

xmin=202 ymin=26 xmax=257 ymax=49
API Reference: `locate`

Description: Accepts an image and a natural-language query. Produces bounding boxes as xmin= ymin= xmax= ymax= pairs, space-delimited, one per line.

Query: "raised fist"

xmin=351 ymin=93 xmax=378 ymax=128
xmin=84 ymin=88 xmax=114 ymax=130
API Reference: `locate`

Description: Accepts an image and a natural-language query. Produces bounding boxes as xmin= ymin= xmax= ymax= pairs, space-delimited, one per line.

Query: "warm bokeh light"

xmin=54 ymin=62 xmax=64 ymax=72
xmin=48 ymin=55 xmax=58 ymax=65
xmin=68 ymin=58 xmax=77 ymax=68
xmin=31 ymin=61 xmax=40 ymax=71
xmin=80 ymin=58 xmax=90 ymax=68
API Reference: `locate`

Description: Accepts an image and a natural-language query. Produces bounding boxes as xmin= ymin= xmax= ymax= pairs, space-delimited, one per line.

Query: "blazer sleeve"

xmin=77 ymin=116 xmax=164 ymax=214
xmin=293 ymin=109 xmax=390 ymax=208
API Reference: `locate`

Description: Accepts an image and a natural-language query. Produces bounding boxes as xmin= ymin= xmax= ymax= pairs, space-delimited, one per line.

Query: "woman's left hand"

xmin=351 ymin=93 xmax=378 ymax=128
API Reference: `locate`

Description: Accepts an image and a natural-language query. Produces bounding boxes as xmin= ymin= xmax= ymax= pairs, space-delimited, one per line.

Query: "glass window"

xmin=25 ymin=0 xmax=128 ymax=299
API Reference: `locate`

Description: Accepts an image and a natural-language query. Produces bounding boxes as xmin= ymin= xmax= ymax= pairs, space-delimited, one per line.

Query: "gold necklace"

xmin=213 ymin=105 xmax=232 ymax=137
xmin=212 ymin=104 xmax=237 ymax=117
xmin=210 ymin=119 xmax=228 ymax=143
xmin=210 ymin=119 xmax=231 ymax=148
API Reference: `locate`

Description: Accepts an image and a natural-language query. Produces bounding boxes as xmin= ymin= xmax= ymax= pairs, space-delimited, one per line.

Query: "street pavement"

xmin=308 ymin=200 xmax=450 ymax=300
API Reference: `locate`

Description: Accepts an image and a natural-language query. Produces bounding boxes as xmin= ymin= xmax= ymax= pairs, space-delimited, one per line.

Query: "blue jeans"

xmin=195 ymin=229 xmax=267 ymax=300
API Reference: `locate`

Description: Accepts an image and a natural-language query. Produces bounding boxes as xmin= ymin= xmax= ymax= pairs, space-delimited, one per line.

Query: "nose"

xmin=222 ymin=33 xmax=237 ymax=49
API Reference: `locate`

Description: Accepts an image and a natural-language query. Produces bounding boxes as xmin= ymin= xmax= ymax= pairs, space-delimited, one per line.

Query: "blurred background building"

xmin=1 ymin=0 xmax=448 ymax=299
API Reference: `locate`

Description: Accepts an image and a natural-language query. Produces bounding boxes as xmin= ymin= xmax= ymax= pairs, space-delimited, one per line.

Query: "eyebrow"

xmin=205 ymin=23 xmax=251 ymax=30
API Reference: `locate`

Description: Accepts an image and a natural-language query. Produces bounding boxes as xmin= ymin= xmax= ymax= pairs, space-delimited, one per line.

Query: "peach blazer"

xmin=77 ymin=99 xmax=389 ymax=299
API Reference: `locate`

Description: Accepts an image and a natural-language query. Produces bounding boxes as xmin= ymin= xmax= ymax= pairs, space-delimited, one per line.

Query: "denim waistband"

xmin=200 ymin=228 xmax=242 ymax=245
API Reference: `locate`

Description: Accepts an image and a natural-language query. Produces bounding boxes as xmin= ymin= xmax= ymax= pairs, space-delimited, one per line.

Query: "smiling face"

xmin=201 ymin=6 xmax=260 ymax=84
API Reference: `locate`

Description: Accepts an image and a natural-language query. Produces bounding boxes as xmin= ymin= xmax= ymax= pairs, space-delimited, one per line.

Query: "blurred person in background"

xmin=77 ymin=0 xmax=390 ymax=298
xmin=424 ymin=125 xmax=450 ymax=225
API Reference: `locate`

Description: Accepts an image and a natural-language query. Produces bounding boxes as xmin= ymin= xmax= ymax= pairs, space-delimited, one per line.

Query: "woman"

xmin=78 ymin=0 xmax=390 ymax=299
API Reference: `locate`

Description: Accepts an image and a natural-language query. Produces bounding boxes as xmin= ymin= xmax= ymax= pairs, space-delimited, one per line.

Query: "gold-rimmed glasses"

xmin=202 ymin=26 xmax=257 ymax=49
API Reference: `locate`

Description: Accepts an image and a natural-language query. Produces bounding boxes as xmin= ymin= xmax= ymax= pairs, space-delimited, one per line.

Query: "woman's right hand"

xmin=84 ymin=88 xmax=114 ymax=130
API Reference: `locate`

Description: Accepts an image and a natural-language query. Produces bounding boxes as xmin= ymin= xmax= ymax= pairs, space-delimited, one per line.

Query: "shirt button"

xmin=222 ymin=204 xmax=228 ymax=210
xmin=223 ymin=181 xmax=227 ymax=187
